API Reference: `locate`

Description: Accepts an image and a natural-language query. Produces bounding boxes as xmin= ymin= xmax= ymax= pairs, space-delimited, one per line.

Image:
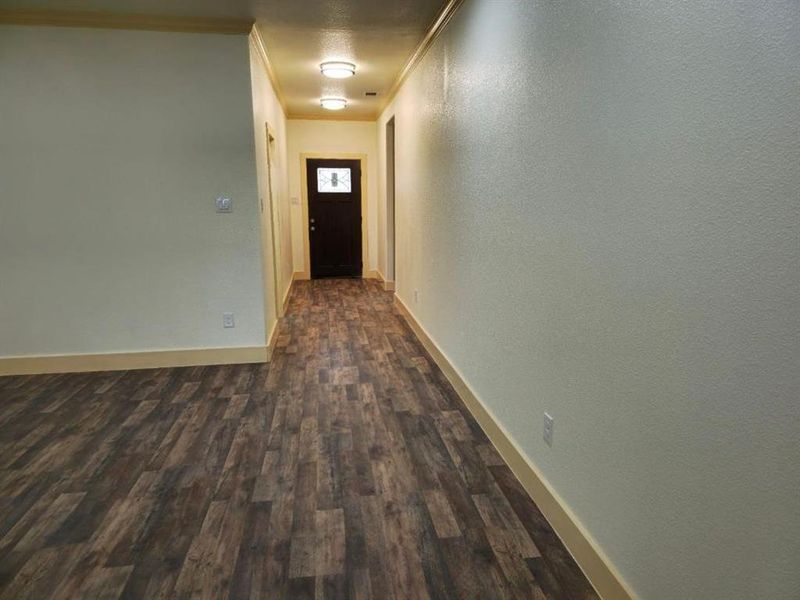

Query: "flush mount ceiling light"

xmin=320 ymin=61 xmax=356 ymax=79
xmin=320 ymin=97 xmax=347 ymax=110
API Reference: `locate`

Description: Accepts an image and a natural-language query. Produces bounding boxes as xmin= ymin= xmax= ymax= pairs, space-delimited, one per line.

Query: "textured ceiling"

xmin=0 ymin=0 xmax=449 ymax=119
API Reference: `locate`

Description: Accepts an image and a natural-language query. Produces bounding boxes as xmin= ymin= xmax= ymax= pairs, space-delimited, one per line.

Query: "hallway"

xmin=0 ymin=279 xmax=596 ymax=599
xmin=2 ymin=1 xmax=798 ymax=597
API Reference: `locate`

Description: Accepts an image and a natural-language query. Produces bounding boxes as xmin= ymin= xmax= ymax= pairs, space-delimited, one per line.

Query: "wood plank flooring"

xmin=0 ymin=278 xmax=599 ymax=599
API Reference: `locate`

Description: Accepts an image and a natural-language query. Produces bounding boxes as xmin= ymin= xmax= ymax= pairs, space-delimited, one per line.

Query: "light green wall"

xmin=0 ymin=26 xmax=266 ymax=356
xmin=378 ymin=1 xmax=800 ymax=598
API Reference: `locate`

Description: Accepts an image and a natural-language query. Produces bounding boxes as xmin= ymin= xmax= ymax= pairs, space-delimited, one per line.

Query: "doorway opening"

xmin=265 ymin=124 xmax=284 ymax=315
xmin=385 ymin=117 xmax=396 ymax=287
xmin=305 ymin=157 xmax=362 ymax=278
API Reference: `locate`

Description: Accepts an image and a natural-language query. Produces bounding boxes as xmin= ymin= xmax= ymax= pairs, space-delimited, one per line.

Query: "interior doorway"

xmin=265 ymin=124 xmax=283 ymax=314
xmin=385 ymin=117 xmax=396 ymax=285
xmin=306 ymin=158 xmax=362 ymax=278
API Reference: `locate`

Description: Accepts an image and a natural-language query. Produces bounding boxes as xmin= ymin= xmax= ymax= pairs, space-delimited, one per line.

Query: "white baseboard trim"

xmin=393 ymin=294 xmax=635 ymax=600
xmin=281 ymin=276 xmax=296 ymax=317
xmin=373 ymin=269 xmax=395 ymax=291
xmin=264 ymin=276 xmax=296 ymax=360
xmin=292 ymin=270 xmax=383 ymax=284
xmin=0 ymin=346 xmax=268 ymax=376
xmin=266 ymin=321 xmax=280 ymax=363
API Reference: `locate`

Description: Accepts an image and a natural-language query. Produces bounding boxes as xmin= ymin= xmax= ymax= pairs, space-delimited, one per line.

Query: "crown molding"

xmin=0 ymin=2 xmax=467 ymax=121
xmin=256 ymin=0 xmax=468 ymax=123
xmin=252 ymin=27 xmax=374 ymax=122
xmin=378 ymin=0 xmax=466 ymax=116
xmin=249 ymin=25 xmax=289 ymax=114
xmin=0 ymin=9 xmax=253 ymax=34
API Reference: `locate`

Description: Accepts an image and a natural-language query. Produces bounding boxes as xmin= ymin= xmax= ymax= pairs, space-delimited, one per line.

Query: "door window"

xmin=317 ymin=168 xmax=352 ymax=193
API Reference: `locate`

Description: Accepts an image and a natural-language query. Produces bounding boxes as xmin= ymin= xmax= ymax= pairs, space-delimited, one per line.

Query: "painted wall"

xmin=0 ymin=26 xmax=266 ymax=356
xmin=378 ymin=118 xmax=396 ymax=283
xmin=286 ymin=119 xmax=378 ymax=275
xmin=249 ymin=39 xmax=291 ymax=338
xmin=377 ymin=1 xmax=800 ymax=599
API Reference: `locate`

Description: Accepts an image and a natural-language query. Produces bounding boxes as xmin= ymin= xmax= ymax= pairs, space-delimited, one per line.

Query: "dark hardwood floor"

xmin=0 ymin=279 xmax=598 ymax=599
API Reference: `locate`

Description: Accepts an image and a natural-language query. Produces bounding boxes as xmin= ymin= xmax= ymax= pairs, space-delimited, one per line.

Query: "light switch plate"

xmin=216 ymin=197 xmax=233 ymax=213
xmin=223 ymin=312 xmax=235 ymax=328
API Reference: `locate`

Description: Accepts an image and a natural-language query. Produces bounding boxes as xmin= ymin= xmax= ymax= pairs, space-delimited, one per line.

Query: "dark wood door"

xmin=307 ymin=158 xmax=362 ymax=278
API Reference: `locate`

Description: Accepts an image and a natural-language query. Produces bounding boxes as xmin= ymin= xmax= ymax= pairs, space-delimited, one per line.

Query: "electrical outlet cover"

xmin=543 ymin=412 xmax=554 ymax=446
xmin=216 ymin=197 xmax=233 ymax=213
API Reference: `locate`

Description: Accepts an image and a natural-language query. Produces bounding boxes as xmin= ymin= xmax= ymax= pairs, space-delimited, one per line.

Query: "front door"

xmin=307 ymin=158 xmax=362 ymax=278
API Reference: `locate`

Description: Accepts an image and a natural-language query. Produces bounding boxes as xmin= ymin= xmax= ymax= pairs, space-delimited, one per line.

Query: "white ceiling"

xmin=2 ymin=0 xmax=449 ymax=119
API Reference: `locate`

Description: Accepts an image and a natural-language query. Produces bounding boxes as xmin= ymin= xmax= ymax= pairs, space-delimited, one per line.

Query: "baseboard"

xmin=293 ymin=270 xmax=381 ymax=283
xmin=292 ymin=270 xmax=383 ymax=284
xmin=266 ymin=274 xmax=296 ymax=359
xmin=393 ymin=295 xmax=635 ymax=600
xmin=266 ymin=320 xmax=280 ymax=363
xmin=281 ymin=277 xmax=295 ymax=317
xmin=374 ymin=269 xmax=395 ymax=291
xmin=0 ymin=346 xmax=268 ymax=376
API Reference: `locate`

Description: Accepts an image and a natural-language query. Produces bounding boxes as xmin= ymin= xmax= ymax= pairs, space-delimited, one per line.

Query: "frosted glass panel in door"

xmin=317 ymin=168 xmax=352 ymax=193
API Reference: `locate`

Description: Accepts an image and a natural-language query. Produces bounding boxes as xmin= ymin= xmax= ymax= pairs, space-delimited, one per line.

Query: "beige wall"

xmin=286 ymin=119 xmax=378 ymax=275
xmin=377 ymin=1 xmax=800 ymax=599
xmin=0 ymin=26 xmax=269 ymax=357
xmin=249 ymin=38 xmax=290 ymax=338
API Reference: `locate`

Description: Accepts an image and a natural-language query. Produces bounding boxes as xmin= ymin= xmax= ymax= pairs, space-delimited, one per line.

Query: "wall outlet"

xmin=215 ymin=197 xmax=233 ymax=213
xmin=414 ymin=289 xmax=420 ymax=303
xmin=223 ymin=312 xmax=235 ymax=328
xmin=543 ymin=412 xmax=554 ymax=446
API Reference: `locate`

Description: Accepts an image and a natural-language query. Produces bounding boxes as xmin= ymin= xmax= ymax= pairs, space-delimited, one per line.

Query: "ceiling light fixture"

xmin=320 ymin=61 xmax=356 ymax=79
xmin=320 ymin=97 xmax=347 ymax=111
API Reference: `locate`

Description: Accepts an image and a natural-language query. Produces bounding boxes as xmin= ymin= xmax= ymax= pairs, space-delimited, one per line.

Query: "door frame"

xmin=299 ymin=152 xmax=369 ymax=279
xmin=265 ymin=123 xmax=283 ymax=316
xmin=384 ymin=117 xmax=396 ymax=290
